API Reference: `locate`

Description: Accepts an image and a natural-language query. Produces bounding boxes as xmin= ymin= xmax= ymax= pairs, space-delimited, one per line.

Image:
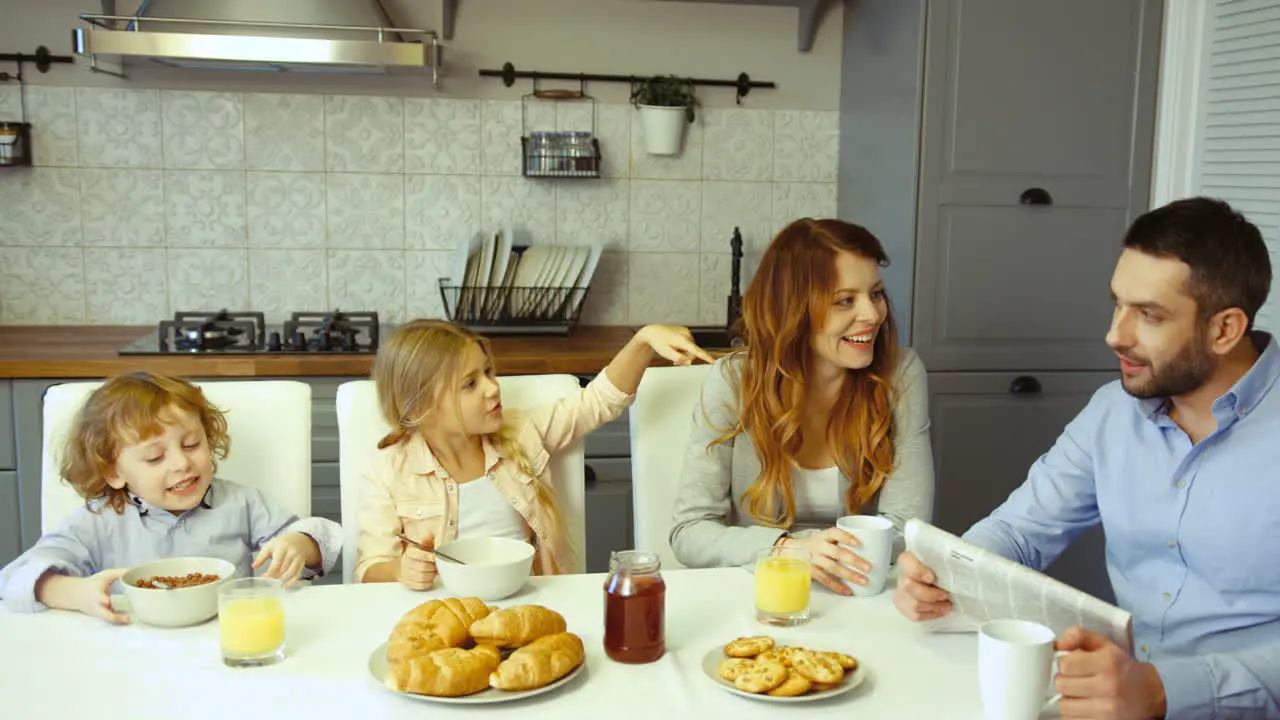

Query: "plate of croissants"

xmin=701 ymin=635 xmax=866 ymax=703
xmin=368 ymin=596 xmax=587 ymax=704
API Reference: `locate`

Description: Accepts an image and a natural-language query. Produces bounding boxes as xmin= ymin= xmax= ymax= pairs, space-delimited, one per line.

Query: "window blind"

xmin=1193 ymin=0 xmax=1280 ymax=329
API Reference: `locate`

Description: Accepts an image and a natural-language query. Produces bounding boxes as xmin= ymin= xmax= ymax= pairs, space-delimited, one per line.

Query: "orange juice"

xmin=755 ymin=555 xmax=810 ymax=614
xmin=219 ymin=596 xmax=285 ymax=657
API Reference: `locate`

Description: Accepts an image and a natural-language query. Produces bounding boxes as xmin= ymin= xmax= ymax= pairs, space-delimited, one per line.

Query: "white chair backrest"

xmin=41 ymin=380 xmax=313 ymax=533
xmin=629 ymin=363 xmax=714 ymax=570
xmin=336 ymin=374 xmax=587 ymax=583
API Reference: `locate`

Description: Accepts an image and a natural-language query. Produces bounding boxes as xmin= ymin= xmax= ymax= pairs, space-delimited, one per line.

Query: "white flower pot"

xmin=639 ymin=104 xmax=688 ymax=156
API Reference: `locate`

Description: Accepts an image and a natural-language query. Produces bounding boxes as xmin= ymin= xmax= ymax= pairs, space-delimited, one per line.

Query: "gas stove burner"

xmin=121 ymin=309 xmax=384 ymax=356
xmin=159 ymin=310 xmax=265 ymax=353
xmin=279 ymin=310 xmax=380 ymax=352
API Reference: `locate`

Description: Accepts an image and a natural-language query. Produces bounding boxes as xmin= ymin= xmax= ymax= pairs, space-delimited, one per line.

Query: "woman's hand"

xmin=780 ymin=527 xmax=872 ymax=596
xmin=637 ymin=325 xmax=715 ymax=366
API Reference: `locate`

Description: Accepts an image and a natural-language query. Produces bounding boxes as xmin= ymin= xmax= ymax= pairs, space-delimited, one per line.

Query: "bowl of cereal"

xmin=121 ymin=557 xmax=236 ymax=627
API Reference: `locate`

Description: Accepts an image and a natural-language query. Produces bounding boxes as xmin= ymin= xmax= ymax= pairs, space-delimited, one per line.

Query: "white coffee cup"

xmin=979 ymin=619 xmax=1068 ymax=720
xmin=834 ymin=514 xmax=893 ymax=596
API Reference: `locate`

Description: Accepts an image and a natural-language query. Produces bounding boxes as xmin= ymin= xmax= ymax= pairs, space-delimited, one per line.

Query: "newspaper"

xmin=904 ymin=519 xmax=1134 ymax=653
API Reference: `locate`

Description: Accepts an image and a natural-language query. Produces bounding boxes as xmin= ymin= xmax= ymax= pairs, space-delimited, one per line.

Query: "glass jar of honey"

xmin=603 ymin=549 xmax=665 ymax=663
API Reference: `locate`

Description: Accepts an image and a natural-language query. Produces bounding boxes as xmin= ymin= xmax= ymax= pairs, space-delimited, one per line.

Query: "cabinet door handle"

xmin=1019 ymin=187 xmax=1052 ymax=206
xmin=1009 ymin=375 xmax=1042 ymax=394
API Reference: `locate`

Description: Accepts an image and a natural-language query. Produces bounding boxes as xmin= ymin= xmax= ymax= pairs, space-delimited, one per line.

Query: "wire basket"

xmin=439 ymin=279 xmax=590 ymax=335
xmin=521 ymin=133 xmax=601 ymax=178
xmin=520 ymin=91 xmax=602 ymax=178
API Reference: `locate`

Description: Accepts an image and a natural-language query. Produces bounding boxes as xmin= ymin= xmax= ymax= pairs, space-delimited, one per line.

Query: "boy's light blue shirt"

xmin=0 ymin=478 xmax=342 ymax=612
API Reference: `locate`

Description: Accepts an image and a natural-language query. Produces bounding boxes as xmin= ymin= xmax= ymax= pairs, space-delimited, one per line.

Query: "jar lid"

xmin=609 ymin=549 xmax=661 ymax=573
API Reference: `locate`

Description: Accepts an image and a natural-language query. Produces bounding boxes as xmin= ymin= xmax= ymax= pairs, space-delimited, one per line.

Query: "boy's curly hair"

xmin=61 ymin=372 xmax=230 ymax=514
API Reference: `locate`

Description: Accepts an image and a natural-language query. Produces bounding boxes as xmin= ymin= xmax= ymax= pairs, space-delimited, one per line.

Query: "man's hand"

xmin=1055 ymin=626 xmax=1167 ymax=720
xmin=891 ymin=551 xmax=952 ymax=621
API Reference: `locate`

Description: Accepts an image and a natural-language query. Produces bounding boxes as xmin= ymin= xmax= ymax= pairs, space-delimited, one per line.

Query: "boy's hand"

xmin=254 ymin=532 xmax=320 ymax=587
xmin=43 ymin=568 xmax=130 ymax=625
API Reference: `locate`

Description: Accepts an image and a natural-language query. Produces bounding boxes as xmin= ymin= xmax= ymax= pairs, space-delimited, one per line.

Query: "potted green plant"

xmin=631 ymin=75 xmax=698 ymax=156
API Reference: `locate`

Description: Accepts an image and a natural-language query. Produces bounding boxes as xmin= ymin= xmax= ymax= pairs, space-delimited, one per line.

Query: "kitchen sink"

xmin=687 ymin=326 xmax=743 ymax=351
xmin=631 ymin=326 xmax=743 ymax=351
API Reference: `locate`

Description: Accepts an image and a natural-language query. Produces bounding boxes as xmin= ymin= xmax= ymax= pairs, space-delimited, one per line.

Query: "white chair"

xmin=42 ymin=380 xmax=313 ymax=533
xmin=628 ymin=364 xmax=714 ymax=571
xmin=336 ymin=374 xmax=588 ymax=583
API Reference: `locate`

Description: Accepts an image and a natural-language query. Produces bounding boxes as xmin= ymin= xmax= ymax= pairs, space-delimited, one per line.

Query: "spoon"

xmin=397 ymin=533 xmax=466 ymax=565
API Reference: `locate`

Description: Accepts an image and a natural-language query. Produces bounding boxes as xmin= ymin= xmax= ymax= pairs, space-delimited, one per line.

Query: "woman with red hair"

xmin=669 ymin=218 xmax=934 ymax=594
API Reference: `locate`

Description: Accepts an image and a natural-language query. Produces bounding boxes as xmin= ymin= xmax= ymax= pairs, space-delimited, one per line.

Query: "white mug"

xmin=834 ymin=515 xmax=893 ymax=596
xmin=978 ymin=619 xmax=1068 ymax=720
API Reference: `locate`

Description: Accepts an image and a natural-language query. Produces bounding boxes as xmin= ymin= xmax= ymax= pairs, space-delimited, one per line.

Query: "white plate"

xmin=699 ymin=645 xmax=867 ymax=704
xmin=367 ymin=642 xmax=586 ymax=705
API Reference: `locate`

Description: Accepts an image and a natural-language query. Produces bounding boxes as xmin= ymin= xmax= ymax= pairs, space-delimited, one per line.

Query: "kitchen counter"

xmin=0 ymin=325 xmax=653 ymax=378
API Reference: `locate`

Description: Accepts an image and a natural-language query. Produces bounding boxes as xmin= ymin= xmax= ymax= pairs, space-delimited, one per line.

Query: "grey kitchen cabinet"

xmin=306 ymin=378 xmax=344 ymax=464
xmin=911 ymin=0 xmax=1163 ymax=372
xmin=581 ymin=413 xmax=635 ymax=573
xmin=0 ymin=381 xmax=14 ymax=471
xmin=310 ymin=462 xmax=344 ymax=585
xmin=0 ymin=471 xmax=18 ymax=569
xmin=12 ymin=378 xmax=64 ymax=553
xmin=305 ymin=380 xmax=346 ymax=585
xmin=0 ymin=380 xmax=17 ymax=568
xmin=928 ymin=370 xmax=1118 ymax=602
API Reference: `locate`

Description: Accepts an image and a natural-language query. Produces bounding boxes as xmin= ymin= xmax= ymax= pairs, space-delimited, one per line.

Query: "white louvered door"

xmin=1192 ymin=0 xmax=1280 ymax=330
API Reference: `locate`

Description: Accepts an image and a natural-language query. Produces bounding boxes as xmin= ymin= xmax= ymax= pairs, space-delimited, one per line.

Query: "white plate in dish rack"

xmin=699 ymin=644 xmax=867 ymax=704
xmin=367 ymin=641 xmax=586 ymax=705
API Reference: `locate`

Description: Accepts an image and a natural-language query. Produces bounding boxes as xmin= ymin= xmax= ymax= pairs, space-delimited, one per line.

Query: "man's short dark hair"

xmin=1123 ymin=196 xmax=1272 ymax=328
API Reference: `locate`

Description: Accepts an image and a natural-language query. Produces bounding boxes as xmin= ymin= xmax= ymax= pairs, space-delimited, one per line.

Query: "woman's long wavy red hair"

xmin=715 ymin=218 xmax=900 ymax=528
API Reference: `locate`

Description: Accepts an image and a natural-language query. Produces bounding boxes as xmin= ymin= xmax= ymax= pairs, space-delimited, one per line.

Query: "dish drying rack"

xmin=438 ymin=280 xmax=590 ymax=335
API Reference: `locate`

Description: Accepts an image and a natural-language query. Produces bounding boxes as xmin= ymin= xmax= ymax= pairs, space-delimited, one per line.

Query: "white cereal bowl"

xmin=433 ymin=537 xmax=535 ymax=601
xmin=120 ymin=557 xmax=236 ymax=627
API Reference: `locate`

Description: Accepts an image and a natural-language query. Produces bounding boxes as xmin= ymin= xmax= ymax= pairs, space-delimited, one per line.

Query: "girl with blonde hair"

xmin=356 ymin=320 xmax=711 ymax=588
xmin=669 ymin=218 xmax=935 ymax=594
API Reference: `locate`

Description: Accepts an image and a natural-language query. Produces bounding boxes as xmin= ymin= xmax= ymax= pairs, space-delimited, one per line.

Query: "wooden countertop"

xmin=0 ymin=325 xmax=646 ymax=379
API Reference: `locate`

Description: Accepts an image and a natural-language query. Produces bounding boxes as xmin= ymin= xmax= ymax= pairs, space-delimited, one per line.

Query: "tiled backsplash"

xmin=0 ymin=86 xmax=838 ymax=326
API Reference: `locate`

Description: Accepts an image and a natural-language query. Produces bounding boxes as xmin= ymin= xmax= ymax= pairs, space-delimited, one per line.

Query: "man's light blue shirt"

xmin=965 ymin=332 xmax=1280 ymax=719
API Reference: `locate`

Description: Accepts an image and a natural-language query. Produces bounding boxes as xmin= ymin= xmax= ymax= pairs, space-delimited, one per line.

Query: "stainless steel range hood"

xmin=73 ymin=1 xmax=441 ymax=82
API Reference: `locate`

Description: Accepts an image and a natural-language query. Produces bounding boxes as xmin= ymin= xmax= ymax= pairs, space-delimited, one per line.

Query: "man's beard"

xmin=1120 ymin=331 xmax=1215 ymax=400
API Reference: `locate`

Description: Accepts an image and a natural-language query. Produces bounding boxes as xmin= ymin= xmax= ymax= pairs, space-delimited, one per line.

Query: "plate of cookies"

xmin=369 ymin=596 xmax=587 ymax=704
xmin=701 ymin=635 xmax=865 ymax=703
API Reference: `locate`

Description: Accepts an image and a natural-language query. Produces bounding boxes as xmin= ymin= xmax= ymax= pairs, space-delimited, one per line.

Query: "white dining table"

xmin=0 ymin=567 xmax=995 ymax=719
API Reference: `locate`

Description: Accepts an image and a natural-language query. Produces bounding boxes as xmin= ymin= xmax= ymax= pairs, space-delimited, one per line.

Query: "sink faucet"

xmin=725 ymin=227 xmax=745 ymax=345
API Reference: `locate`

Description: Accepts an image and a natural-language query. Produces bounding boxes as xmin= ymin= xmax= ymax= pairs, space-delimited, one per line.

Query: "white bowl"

xmin=120 ymin=557 xmax=236 ymax=627
xmin=434 ymin=537 xmax=535 ymax=601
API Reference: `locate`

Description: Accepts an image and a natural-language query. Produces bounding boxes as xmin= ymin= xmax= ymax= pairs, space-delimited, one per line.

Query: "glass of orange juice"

xmin=755 ymin=546 xmax=811 ymax=626
xmin=218 ymin=577 xmax=286 ymax=667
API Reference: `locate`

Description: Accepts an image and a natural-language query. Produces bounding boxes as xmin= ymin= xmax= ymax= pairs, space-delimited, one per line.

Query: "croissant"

xmin=490 ymin=632 xmax=585 ymax=691
xmin=387 ymin=597 xmax=492 ymax=665
xmin=469 ymin=605 xmax=567 ymax=648
xmin=387 ymin=644 xmax=502 ymax=696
